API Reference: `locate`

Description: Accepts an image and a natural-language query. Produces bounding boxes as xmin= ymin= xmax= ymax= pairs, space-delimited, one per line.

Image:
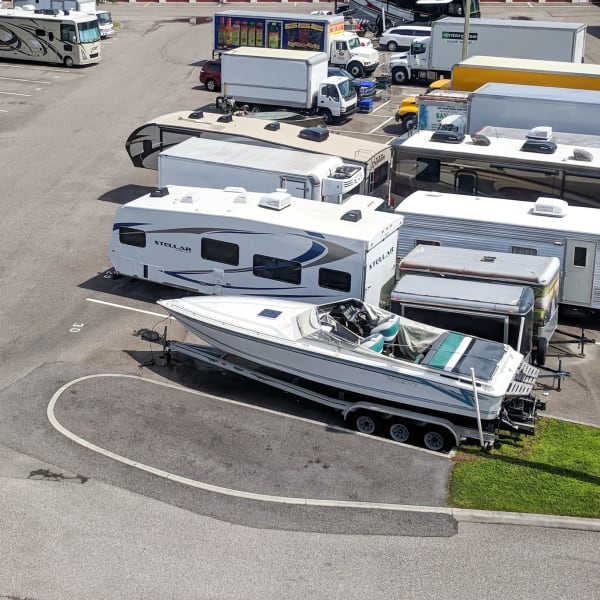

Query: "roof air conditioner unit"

xmin=150 ymin=187 xmax=169 ymax=198
xmin=526 ymin=126 xmax=553 ymax=141
xmin=532 ymin=197 xmax=568 ymax=217
xmin=259 ymin=191 xmax=292 ymax=210
xmin=298 ymin=127 xmax=329 ymax=142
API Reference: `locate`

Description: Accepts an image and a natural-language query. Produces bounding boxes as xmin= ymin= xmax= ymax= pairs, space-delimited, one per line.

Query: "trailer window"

xmin=415 ymin=158 xmax=440 ymax=183
xmin=511 ymin=246 xmax=538 ymax=256
xmin=201 ymin=238 xmax=239 ymax=266
xmin=573 ymin=246 xmax=588 ymax=268
xmin=119 ymin=227 xmax=146 ymax=248
xmin=319 ymin=268 xmax=351 ymax=292
xmin=253 ymin=255 xmax=301 ymax=285
xmin=415 ymin=239 xmax=440 ymax=248
xmin=372 ymin=161 xmax=389 ymax=191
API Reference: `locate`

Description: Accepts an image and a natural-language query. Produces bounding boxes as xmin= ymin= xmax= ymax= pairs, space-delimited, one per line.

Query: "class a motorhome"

xmin=394 ymin=192 xmax=600 ymax=315
xmin=158 ymin=137 xmax=365 ymax=204
xmin=395 ymin=245 xmax=561 ymax=365
xmin=108 ymin=185 xmax=402 ymax=305
xmin=390 ymin=126 xmax=600 ymax=209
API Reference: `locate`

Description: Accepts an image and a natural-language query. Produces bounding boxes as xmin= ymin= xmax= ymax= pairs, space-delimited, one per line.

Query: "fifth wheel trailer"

xmin=158 ymin=137 xmax=365 ymax=204
xmin=395 ymin=192 xmax=600 ymax=314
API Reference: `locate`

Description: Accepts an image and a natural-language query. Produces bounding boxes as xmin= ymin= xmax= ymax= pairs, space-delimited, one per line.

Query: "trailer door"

xmin=561 ymin=240 xmax=596 ymax=306
xmin=362 ymin=232 xmax=399 ymax=306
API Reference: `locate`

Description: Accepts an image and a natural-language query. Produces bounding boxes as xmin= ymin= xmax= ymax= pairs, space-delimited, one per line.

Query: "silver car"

xmin=379 ymin=25 xmax=431 ymax=52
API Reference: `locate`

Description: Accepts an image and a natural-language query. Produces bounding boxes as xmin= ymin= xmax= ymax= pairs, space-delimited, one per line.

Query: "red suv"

xmin=199 ymin=60 xmax=221 ymax=92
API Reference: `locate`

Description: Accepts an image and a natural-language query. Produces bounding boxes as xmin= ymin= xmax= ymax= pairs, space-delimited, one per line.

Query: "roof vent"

xmin=259 ymin=191 xmax=292 ymax=210
xmin=180 ymin=192 xmax=201 ymax=204
xmin=298 ymin=127 xmax=329 ymax=142
xmin=265 ymin=121 xmax=281 ymax=131
xmin=150 ymin=187 xmax=169 ymax=198
xmin=224 ymin=186 xmax=247 ymax=194
xmin=341 ymin=209 xmax=362 ymax=222
xmin=520 ymin=139 xmax=557 ymax=154
xmin=471 ymin=134 xmax=490 ymax=146
xmin=570 ymin=147 xmax=593 ymax=162
xmin=532 ymin=197 xmax=568 ymax=217
xmin=187 ymin=110 xmax=204 ymax=119
xmin=233 ymin=193 xmax=250 ymax=204
xmin=217 ymin=114 xmax=233 ymax=123
xmin=430 ymin=130 xmax=465 ymax=144
xmin=526 ymin=126 xmax=552 ymax=141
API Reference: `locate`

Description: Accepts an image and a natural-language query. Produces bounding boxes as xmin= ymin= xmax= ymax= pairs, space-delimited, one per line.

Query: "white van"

xmin=379 ymin=25 xmax=431 ymax=52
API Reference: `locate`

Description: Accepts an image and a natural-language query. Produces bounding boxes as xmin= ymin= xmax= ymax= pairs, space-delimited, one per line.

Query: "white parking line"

xmin=0 ymin=76 xmax=51 ymax=84
xmin=0 ymin=91 xmax=31 ymax=96
xmin=368 ymin=116 xmax=395 ymax=135
xmin=371 ymin=99 xmax=391 ymax=113
xmin=86 ymin=297 xmax=172 ymax=319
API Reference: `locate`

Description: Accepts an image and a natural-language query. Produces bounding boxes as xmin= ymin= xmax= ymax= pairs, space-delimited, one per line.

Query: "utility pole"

xmin=461 ymin=0 xmax=471 ymax=61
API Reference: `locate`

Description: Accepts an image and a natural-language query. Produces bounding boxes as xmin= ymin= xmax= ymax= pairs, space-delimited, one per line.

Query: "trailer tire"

xmin=347 ymin=62 xmax=365 ymax=79
xmin=387 ymin=419 xmax=412 ymax=444
xmin=63 ymin=56 xmax=74 ymax=68
xmin=422 ymin=426 xmax=452 ymax=452
xmin=536 ymin=337 xmax=548 ymax=367
xmin=392 ymin=67 xmax=409 ymax=85
xmin=205 ymin=78 xmax=219 ymax=92
xmin=350 ymin=411 xmax=380 ymax=436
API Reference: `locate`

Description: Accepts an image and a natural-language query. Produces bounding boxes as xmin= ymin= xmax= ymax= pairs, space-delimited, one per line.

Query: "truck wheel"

xmin=422 ymin=426 xmax=452 ymax=452
xmin=392 ymin=68 xmax=409 ymax=85
xmin=350 ymin=411 xmax=380 ymax=436
xmin=401 ymin=113 xmax=417 ymax=130
xmin=536 ymin=337 xmax=548 ymax=367
xmin=205 ymin=78 xmax=218 ymax=92
xmin=63 ymin=56 xmax=74 ymax=68
xmin=347 ymin=62 xmax=365 ymax=79
xmin=386 ymin=41 xmax=399 ymax=52
xmin=387 ymin=419 xmax=412 ymax=444
xmin=320 ymin=110 xmax=333 ymax=125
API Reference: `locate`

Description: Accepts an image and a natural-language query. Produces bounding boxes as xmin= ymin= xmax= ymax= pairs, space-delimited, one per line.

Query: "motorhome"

xmin=108 ymin=185 xmax=402 ymax=306
xmin=158 ymin=138 xmax=365 ymax=203
xmin=0 ymin=7 xmax=101 ymax=66
xmin=125 ymin=110 xmax=391 ymax=200
xmin=395 ymin=192 xmax=600 ymax=315
xmin=390 ymin=127 xmax=600 ymax=209
xmin=396 ymin=245 xmax=561 ymax=365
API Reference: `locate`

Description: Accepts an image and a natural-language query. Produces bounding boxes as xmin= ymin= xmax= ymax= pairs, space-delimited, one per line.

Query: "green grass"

xmin=448 ymin=418 xmax=600 ymax=518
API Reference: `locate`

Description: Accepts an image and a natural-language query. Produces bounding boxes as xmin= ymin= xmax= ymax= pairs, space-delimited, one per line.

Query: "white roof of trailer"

xmin=0 ymin=7 xmax=97 ymax=21
xmin=215 ymin=10 xmax=343 ymax=23
xmin=473 ymin=83 xmax=600 ymax=104
xmin=160 ymin=137 xmax=342 ymax=173
xmin=124 ymin=186 xmax=402 ymax=242
xmin=223 ymin=47 xmax=327 ymax=61
xmin=435 ymin=17 xmax=585 ymax=31
xmin=144 ymin=111 xmax=391 ymax=164
xmin=456 ymin=55 xmax=600 ymax=77
xmin=395 ymin=130 xmax=600 ymax=169
xmin=396 ymin=192 xmax=600 ymax=237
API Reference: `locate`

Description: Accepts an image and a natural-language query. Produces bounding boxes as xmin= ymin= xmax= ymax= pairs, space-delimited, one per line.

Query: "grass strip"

xmin=448 ymin=417 xmax=600 ymax=518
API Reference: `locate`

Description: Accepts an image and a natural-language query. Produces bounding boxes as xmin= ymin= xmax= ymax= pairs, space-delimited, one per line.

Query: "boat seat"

xmin=360 ymin=333 xmax=384 ymax=353
xmin=370 ymin=314 xmax=400 ymax=343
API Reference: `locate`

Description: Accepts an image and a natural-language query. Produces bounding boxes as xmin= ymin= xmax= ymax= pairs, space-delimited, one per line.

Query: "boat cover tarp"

xmin=395 ymin=317 xmax=445 ymax=361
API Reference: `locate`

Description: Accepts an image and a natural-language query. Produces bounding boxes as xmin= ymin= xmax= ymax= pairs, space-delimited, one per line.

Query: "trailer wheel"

xmin=387 ymin=419 xmax=412 ymax=444
xmin=347 ymin=62 xmax=365 ymax=79
xmin=205 ymin=78 xmax=219 ymax=92
xmin=422 ymin=427 xmax=452 ymax=452
xmin=536 ymin=337 xmax=548 ymax=367
xmin=350 ymin=411 xmax=380 ymax=435
xmin=392 ymin=67 xmax=408 ymax=85
xmin=63 ymin=56 xmax=74 ymax=68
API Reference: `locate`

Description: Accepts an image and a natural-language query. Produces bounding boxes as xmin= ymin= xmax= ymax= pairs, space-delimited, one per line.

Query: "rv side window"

xmin=119 ymin=227 xmax=146 ymax=248
xmin=511 ymin=246 xmax=538 ymax=256
xmin=319 ymin=268 xmax=351 ymax=292
xmin=201 ymin=238 xmax=239 ymax=266
xmin=573 ymin=246 xmax=588 ymax=268
xmin=253 ymin=255 xmax=301 ymax=285
xmin=60 ymin=24 xmax=77 ymax=43
xmin=36 ymin=29 xmax=45 ymax=36
xmin=415 ymin=158 xmax=440 ymax=183
xmin=415 ymin=239 xmax=440 ymax=248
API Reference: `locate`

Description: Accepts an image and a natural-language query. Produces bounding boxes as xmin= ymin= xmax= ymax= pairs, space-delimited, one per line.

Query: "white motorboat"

xmin=158 ymin=296 xmax=540 ymax=431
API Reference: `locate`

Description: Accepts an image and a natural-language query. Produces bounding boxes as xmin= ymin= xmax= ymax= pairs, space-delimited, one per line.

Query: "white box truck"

xmin=389 ymin=17 xmax=586 ymax=84
xmin=213 ymin=10 xmax=379 ymax=78
xmin=467 ymin=83 xmax=600 ymax=136
xmin=158 ymin=137 xmax=366 ymax=204
xmin=416 ymin=88 xmax=470 ymax=131
xmin=220 ymin=47 xmax=358 ymax=124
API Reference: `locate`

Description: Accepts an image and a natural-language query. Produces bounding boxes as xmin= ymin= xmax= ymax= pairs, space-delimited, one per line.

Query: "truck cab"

xmin=329 ymin=31 xmax=379 ymax=78
xmin=319 ymin=75 xmax=358 ymax=120
xmin=389 ymin=36 xmax=437 ymax=84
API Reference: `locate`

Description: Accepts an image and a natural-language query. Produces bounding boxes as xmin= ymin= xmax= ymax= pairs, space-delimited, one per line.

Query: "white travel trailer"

xmin=109 ymin=185 xmax=402 ymax=305
xmin=158 ymin=137 xmax=365 ymax=203
xmin=395 ymin=192 xmax=600 ymax=314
